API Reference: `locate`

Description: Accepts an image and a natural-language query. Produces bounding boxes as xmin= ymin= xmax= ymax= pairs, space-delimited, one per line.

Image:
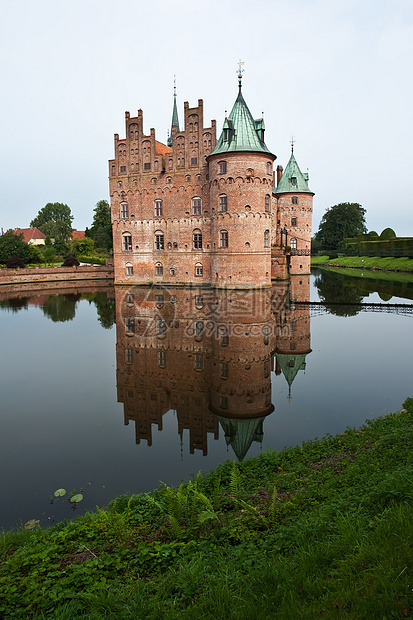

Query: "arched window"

xmin=290 ymin=238 xmax=297 ymax=250
xmin=292 ymin=196 xmax=298 ymax=205
xmin=192 ymin=197 xmax=201 ymax=215
xmin=264 ymin=230 xmax=270 ymax=248
xmin=125 ymin=262 xmax=133 ymax=276
xmin=193 ymin=229 xmax=202 ymax=249
xmin=154 ymin=231 xmax=164 ymax=250
xmin=219 ymin=194 xmax=227 ymax=212
xmin=155 ymin=262 xmax=163 ymax=276
xmin=220 ymin=230 xmax=228 ymax=248
xmin=220 ymin=327 xmax=229 ymax=346
xmin=154 ymin=200 xmax=163 ymax=216
xmin=170 ymin=267 xmax=175 ymax=276
xmin=167 ymin=242 xmax=172 ymax=250
xmin=122 ymin=233 xmax=132 ymax=251
xmin=265 ymin=195 xmax=270 ymax=212
xmin=195 ymin=263 xmax=203 ymax=277
xmin=194 ymin=321 xmax=204 ymax=339
xmin=120 ymin=202 xmax=129 ymax=219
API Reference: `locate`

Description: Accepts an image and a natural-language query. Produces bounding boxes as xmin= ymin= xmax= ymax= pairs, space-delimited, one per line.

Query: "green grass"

xmin=312 ymin=255 xmax=413 ymax=272
xmin=1 ymin=400 xmax=412 ymax=619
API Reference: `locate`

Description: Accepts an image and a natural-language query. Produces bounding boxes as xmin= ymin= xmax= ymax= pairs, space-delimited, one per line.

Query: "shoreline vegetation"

xmin=1 ymin=401 xmax=412 ymax=619
xmin=311 ymin=255 xmax=413 ymax=274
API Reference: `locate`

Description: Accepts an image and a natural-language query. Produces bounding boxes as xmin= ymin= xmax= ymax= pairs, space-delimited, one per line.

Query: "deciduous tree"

xmin=30 ymin=203 xmax=74 ymax=253
xmin=85 ymin=200 xmax=113 ymax=251
xmin=314 ymin=203 xmax=367 ymax=250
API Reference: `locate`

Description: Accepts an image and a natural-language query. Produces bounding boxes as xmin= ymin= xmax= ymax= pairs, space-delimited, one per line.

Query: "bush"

xmin=61 ymin=256 xmax=80 ymax=267
xmin=380 ymin=227 xmax=396 ymax=240
xmin=6 ymin=256 xmax=26 ymax=269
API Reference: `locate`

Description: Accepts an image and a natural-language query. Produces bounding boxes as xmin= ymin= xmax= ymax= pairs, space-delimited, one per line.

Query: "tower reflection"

xmin=115 ymin=277 xmax=311 ymax=460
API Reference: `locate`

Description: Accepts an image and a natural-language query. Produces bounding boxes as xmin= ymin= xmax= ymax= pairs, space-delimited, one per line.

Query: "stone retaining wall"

xmin=0 ymin=261 xmax=114 ymax=288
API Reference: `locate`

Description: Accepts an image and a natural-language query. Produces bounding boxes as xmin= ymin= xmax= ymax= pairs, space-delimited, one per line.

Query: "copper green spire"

xmin=167 ymin=76 xmax=180 ymax=147
xmin=211 ymin=72 xmax=274 ymax=157
xmin=274 ymin=147 xmax=314 ymax=194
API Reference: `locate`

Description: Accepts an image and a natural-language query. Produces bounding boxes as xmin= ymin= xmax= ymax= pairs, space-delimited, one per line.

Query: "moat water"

xmin=0 ymin=268 xmax=412 ymax=530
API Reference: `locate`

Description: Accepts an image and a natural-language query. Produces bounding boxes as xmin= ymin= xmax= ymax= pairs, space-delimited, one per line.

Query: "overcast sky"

xmin=1 ymin=0 xmax=412 ymax=236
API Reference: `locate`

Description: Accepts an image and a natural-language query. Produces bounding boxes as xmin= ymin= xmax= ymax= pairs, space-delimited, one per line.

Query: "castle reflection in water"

xmin=115 ymin=276 xmax=311 ymax=461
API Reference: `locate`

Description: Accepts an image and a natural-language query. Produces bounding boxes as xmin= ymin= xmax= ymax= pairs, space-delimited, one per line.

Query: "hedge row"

xmin=345 ymin=237 xmax=413 ymax=257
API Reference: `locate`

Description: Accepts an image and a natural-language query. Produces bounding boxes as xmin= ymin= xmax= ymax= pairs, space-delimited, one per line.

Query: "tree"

xmin=30 ymin=203 xmax=74 ymax=253
xmin=0 ymin=231 xmax=41 ymax=264
xmin=314 ymin=203 xmax=367 ymax=250
xmin=85 ymin=200 xmax=113 ymax=251
xmin=379 ymin=227 xmax=396 ymax=240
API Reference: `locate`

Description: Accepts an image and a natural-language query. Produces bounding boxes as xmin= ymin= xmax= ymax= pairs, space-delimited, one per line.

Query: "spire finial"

xmin=173 ymin=74 xmax=177 ymax=97
xmin=237 ymin=59 xmax=245 ymax=91
xmin=291 ymin=135 xmax=295 ymax=153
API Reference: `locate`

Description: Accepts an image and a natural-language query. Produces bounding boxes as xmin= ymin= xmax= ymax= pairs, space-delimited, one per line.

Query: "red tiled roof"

xmin=155 ymin=141 xmax=172 ymax=156
xmin=72 ymin=230 xmax=85 ymax=239
xmin=13 ymin=228 xmax=46 ymax=243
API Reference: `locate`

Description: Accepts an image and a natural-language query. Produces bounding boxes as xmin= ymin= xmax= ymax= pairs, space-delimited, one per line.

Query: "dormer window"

xmin=291 ymin=177 xmax=297 ymax=186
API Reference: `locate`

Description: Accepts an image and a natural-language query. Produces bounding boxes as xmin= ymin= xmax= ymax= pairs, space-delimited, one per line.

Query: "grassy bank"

xmin=311 ymin=255 xmax=413 ymax=273
xmin=1 ymin=401 xmax=412 ymax=619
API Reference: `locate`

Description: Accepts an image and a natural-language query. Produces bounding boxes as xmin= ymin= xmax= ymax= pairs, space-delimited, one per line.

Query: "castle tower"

xmin=207 ymin=72 xmax=276 ymax=288
xmin=274 ymin=145 xmax=314 ymax=275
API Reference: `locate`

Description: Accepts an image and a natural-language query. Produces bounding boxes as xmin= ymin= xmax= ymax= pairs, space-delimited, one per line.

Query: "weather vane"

xmin=291 ymin=135 xmax=295 ymax=153
xmin=237 ymin=60 xmax=245 ymax=90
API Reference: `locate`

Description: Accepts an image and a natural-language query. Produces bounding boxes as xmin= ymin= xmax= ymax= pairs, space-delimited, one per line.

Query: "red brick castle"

xmin=109 ymin=71 xmax=313 ymax=287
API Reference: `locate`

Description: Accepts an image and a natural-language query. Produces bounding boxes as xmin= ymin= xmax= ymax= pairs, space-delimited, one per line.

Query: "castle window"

xmin=173 ymin=242 xmax=178 ymax=249
xmin=218 ymin=161 xmax=227 ymax=174
xmin=220 ymin=230 xmax=228 ymax=248
xmin=158 ymin=351 xmax=166 ymax=367
xmin=157 ymin=319 xmax=166 ymax=336
xmin=195 ymin=263 xmax=203 ymax=277
xmin=170 ymin=267 xmax=175 ymax=276
xmin=193 ymin=230 xmax=203 ymax=250
xmin=155 ymin=233 xmax=164 ymax=250
xmin=186 ymin=175 xmax=191 ymax=182
xmin=220 ymin=396 xmax=228 ymax=410
xmin=246 ymin=168 xmax=253 ymax=178
xmin=195 ymin=321 xmax=204 ymax=339
xmin=290 ymin=238 xmax=297 ymax=249
xmin=154 ymin=200 xmax=163 ymax=217
xmin=123 ymin=234 xmax=132 ymax=251
xmin=194 ymin=354 xmax=204 ymax=371
xmin=125 ymin=317 xmax=135 ymax=333
xmin=292 ymin=196 xmax=298 ymax=205
xmin=125 ymin=263 xmax=133 ymax=276
xmin=263 ymin=326 xmax=270 ymax=346
xmin=156 ymin=294 xmax=164 ymax=307
xmin=120 ymin=203 xmax=129 ymax=219
xmin=120 ymin=166 xmax=126 ymax=173
xmin=290 ymin=176 xmax=297 ymax=186
xmin=167 ymin=242 xmax=172 ymax=250
xmin=264 ymin=230 xmax=270 ymax=248
xmin=190 ymin=157 xmax=198 ymax=166
xmin=192 ymin=198 xmax=202 ymax=215
xmin=111 ymin=165 xmax=115 ymax=175
xmin=219 ymin=194 xmax=227 ymax=212
xmin=195 ymin=295 xmax=203 ymax=307
xmin=155 ymin=262 xmax=163 ymax=276
xmin=125 ymin=348 xmax=133 ymax=364
xmin=267 ymin=162 xmax=272 ymax=175
xmin=144 ymin=162 xmax=151 ymax=170
xmin=126 ymin=293 xmax=134 ymax=305
xmin=167 ymin=177 xmax=172 ymax=183
xmin=220 ymin=362 xmax=228 ymax=378
xmin=265 ymin=195 xmax=270 ymax=212
xmin=220 ymin=327 xmax=229 ymax=347
xmin=291 ymin=217 xmax=297 ymax=227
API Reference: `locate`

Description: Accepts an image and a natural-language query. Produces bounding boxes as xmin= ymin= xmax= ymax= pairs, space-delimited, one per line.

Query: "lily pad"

xmin=54 ymin=488 xmax=66 ymax=497
xmin=24 ymin=519 xmax=40 ymax=530
xmin=70 ymin=493 xmax=83 ymax=503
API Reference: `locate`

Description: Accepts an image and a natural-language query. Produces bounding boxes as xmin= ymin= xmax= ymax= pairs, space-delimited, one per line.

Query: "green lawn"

xmin=311 ymin=255 xmax=413 ymax=272
xmin=1 ymin=400 xmax=412 ymax=619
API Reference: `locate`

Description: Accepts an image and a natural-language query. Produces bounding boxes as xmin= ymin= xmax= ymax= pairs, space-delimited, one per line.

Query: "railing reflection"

xmin=115 ymin=276 xmax=312 ymax=460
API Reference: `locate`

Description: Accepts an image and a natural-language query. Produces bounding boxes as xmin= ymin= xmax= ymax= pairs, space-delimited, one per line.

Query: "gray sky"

xmin=1 ymin=0 xmax=412 ymax=236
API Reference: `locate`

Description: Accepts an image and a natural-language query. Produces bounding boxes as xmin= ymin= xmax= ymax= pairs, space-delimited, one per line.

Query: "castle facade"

xmin=109 ymin=76 xmax=313 ymax=288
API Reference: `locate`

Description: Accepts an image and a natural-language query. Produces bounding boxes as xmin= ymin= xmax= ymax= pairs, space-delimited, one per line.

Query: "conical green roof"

xmin=274 ymin=152 xmax=313 ymax=194
xmin=275 ymin=353 xmax=307 ymax=388
xmin=211 ymin=87 xmax=274 ymax=157
xmin=167 ymin=91 xmax=180 ymax=147
xmin=217 ymin=416 xmax=265 ymax=462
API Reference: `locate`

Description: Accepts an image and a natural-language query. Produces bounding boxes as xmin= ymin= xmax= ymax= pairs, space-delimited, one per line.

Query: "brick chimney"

xmin=276 ymin=165 xmax=283 ymax=186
